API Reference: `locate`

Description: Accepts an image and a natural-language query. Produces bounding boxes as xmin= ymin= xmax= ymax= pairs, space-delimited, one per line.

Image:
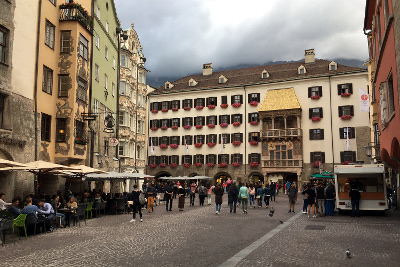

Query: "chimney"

xmin=305 ymin=49 xmax=315 ymax=64
xmin=203 ymin=63 xmax=213 ymax=76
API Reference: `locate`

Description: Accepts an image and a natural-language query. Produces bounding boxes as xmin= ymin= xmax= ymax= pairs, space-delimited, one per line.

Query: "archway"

xmin=189 ymin=173 xmax=199 ymax=177
xmin=213 ymin=172 xmax=232 ymax=184
xmin=248 ymin=172 xmax=264 ymax=184
xmin=155 ymin=171 xmax=172 ymax=179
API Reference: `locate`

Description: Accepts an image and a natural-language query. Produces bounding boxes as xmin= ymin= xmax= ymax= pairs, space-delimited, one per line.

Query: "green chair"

xmin=85 ymin=203 xmax=93 ymax=219
xmin=13 ymin=214 xmax=27 ymax=240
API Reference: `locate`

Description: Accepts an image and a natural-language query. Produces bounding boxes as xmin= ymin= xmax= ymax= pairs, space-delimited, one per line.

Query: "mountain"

xmin=146 ymin=58 xmax=366 ymax=88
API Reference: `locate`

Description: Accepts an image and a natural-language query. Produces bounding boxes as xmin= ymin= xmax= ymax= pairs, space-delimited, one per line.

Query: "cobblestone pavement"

xmin=1 ymin=194 xmax=400 ymax=267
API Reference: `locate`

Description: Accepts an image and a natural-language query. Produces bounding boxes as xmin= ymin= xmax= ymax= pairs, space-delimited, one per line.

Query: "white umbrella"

xmin=0 ymin=159 xmax=30 ymax=169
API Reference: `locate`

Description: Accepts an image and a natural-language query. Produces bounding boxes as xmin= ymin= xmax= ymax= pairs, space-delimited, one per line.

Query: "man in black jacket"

xmin=349 ymin=185 xmax=361 ymax=217
xmin=165 ymin=183 xmax=174 ymax=211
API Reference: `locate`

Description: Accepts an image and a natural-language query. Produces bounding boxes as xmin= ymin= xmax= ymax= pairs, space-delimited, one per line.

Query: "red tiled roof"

xmin=151 ymin=59 xmax=366 ymax=94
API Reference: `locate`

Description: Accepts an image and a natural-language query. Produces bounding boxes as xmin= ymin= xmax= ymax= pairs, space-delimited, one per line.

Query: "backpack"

xmin=230 ymin=185 xmax=237 ymax=196
xmin=199 ymin=186 xmax=206 ymax=195
xmin=139 ymin=192 xmax=146 ymax=205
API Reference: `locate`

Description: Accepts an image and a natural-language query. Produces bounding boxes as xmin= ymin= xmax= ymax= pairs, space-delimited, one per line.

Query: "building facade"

xmin=147 ymin=50 xmax=370 ymax=185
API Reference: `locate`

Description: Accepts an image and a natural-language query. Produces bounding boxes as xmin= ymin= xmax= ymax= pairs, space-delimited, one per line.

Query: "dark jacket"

xmin=349 ymin=188 xmax=361 ymax=200
xmin=316 ymin=186 xmax=325 ymax=199
xmin=287 ymin=186 xmax=297 ymax=198
xmin=263 ymin=187 xmax=271 ymax=196
xmin=130 ymin=189 xmax=141 ymax=204
xmin=228 ymin=185 xmax=239 ymax=200
xmin=214 ymin=187 xmax=224 ymax=204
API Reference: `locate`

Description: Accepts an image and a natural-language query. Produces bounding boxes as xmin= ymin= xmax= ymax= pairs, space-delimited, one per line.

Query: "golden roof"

xmin=258 ymin=88 xmax=301 ymax=111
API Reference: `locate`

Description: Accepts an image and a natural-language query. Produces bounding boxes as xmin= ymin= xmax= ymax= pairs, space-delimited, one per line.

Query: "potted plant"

xmin=183 ymin=106 xmax=191 ymax=111
xmin=161 ymin=109 xmax=168 ymax=112
xmin=149 ymin=163 xmax=156 ymax=168
xmin=232 ymin=162 xmax=241 ymax=167
xmin=75 ymin=137 xmax=87 ymax=145
xmin=233 ymin=122 xmax=241 ymax=127
xmin=206 ymin=162 xmax=215 ymax=167
xmin=250 ymin=162 xmax=259 ymax=168
xmin=171 ymin=126 xmax=179 ymax=130
xmin=194 ymin=143 xmax=203 ymax=148
xmin=220 ymin=103 xmax=229 ymax=108
xmin=311 ymin=117 xmax=321 ymax=122
xmin=151 ymin=110 xmax=158 ymax=113
xmin=195 ymin=106 xmax=204 ymax=110
xmin=341 ymin=92 xmax=351 ymax=97
xmin=172 ymin=108 xmax=179 ymax=111
xmin=218 ymin=162 xmax=228 ymax=168
xmin=232 ymin=103 xmax=242 ymax=108
xmin=340 ymin=115 xmax=352 ymax=120
xmin=183 ymin=125 xmax=192 ymax=129
xmin=159 ymin=163 xmax=167 ymax=168
xmin=207 ymin=142 xmax=216 ymax=147
xmin=311 ymin=95 xmax=321 ymax=100
xmin=207 ymin=104 xmax=216 ymax=109
xmin=161 ymin=126 xmax=168 ymax=130
xmin=312 ymin=161 xmax=320 ymax=168
xmin=207 ymin=124 xmax=215 ymax=128
xmin=195 ymin=125 xmax=203 ymax=129
xmin=220 ymin=123 xmax=228 ymax=128
xmin=232 ymin=141 xmax=241 ymax=146
xmin=249 ymin=121 xmax=259 ymax=126
xmin=194 ymin=162 xmax=202 ymax=167
xmin=170 ymin=144 xmax=178 ymax=149
xmin=249 ymin=101 xmax=258 ymax=106
xmin=151 ymin=127 xmax=158 ymax=131
xmin=183 ymin=163 xmax=191 ymax=168
xmin=159 ymin=144 xmax=168 ymax=149
xmin=169 ymin=163 xmax=177 ymax=168
xmin=249 ymin=140 xmax=258 ymax=146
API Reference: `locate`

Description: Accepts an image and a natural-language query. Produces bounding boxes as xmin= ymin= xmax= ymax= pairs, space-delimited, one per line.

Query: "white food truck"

xmin=334 ymin=164 xmax=387 ymax=212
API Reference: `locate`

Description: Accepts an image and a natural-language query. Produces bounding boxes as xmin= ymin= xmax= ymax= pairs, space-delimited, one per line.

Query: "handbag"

xmin=256 ymin=196 xmax=260 ymax=199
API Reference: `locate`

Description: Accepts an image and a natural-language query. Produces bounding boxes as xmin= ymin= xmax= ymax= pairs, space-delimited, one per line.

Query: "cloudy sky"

xmin=114 ymin=0 xmax=368 ymax=82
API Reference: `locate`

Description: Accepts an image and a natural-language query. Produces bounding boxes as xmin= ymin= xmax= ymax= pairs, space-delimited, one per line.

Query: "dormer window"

xmin=188 ymin=78 xmax=197 ymax=87
xmin=262 ymin=70 xmax=269 ymax=79
xmin=298 ymin=65 xmax=306 ymax=75
xmin=219 ymin=75 xmax=227 ymax=84
xmin=329 ymin=61 xmax=337 ymax=71
xmin=165 ymin=81 xmax=174 ymax=90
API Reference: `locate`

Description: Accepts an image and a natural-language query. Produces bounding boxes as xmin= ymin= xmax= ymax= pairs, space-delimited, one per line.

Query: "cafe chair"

xmin=0 ymin=218 xmax=14 ymax=246
xmin=116 ymin=198 xmax=126 ymax=214
xmin=12 ymin=214 xmax=27 ymax=240
xmin=71 ymin=204 xmax=86 ymax=227
xmin=85 ymin=202 xmax=93 ymax=219
xmin=26 ymin=213 xmax=46 ymax=236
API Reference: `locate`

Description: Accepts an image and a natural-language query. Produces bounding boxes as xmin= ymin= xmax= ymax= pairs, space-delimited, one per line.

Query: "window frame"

xmin=42 ymin=66 xmax=53 ymax=95
xmin=41 ymin=113 xmax=52 ymax=142
xmin=45 ymin=20 xmax=55 ymax=49
xmin=60 ymin=31 xmax=71 ymax=53
xmin=79 ymin=34 xmax=88 ymax=61
xmin=0 ymin=27 xmax=8 ymax=64
xmin=77 ymin=77 xmax=88 ymax=102
xmin=56 ymin=118 xmax=67 ymax=142
xmin=58 ymin=74 xmax=69 ymax=97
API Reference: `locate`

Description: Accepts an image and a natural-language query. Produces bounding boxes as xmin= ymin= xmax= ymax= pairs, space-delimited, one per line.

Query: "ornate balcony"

xmin=263 ymin=159 xmax=302 ymax=167
xmin=262 ymin=128 xmax=302 ymax=138
xmin=60 ymin=4 xmax=93 ymax=33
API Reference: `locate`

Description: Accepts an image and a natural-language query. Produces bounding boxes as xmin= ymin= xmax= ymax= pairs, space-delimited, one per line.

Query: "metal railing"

xmin=262 ymin=128 xmax=302 ymax=138
xmin=263 ymin=159 xmax=302 ymax=167
xmin=60 ymin=6 xmax=93 ymax=32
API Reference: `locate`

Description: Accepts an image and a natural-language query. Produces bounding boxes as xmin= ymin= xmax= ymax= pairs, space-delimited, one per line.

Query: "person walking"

xmin=238 ymin=182 xmax=249 ymax=213
xmin=198 ymin=183 xmax=207 ymax=206
xmin=285 ymin=181 xmax=291 ymax=195
xmin=349 ymin=184 xmax=361 ymax=217
xmin=165 ymin=182 xmax=174 ymax=211
xmin=248 ymin=184 xmax=256 ymax=208
xmin=287 ymin=183 xmax=297 ymax=213
xmin=256 ymin=184 xmax=264 ymax=208
xmin=263 ymin=183 xmax=271 ymax=208
xmin=228 ymin=180 xmax=239 ymax=213
xmin=315 ymin=182 xmax=325 ymax=216
xmin=129 ymin=184 xmax=143 ymax=222
xmin=214 ymin=183 xmax=224 ymax=215
xmin=324 ymin=183 xmax=335 ymax=216
xmin=189 ymin=182 xmax=196 ymax=206
xmin=178 ymin=185 xmax=186 ymax=211
xmin=270 ymin=181 xmax=276 ymax=201
xmin=276 ymin=182 xmax=280 ymax=196
xmin=146 ymin=183 xmax=156 ymax=213
xmin=206 ymin=184 xmax=212 ymax=205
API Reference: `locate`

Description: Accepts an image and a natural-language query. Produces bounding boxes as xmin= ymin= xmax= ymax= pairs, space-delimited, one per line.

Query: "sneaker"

xmin=303 ymin=211 xmax=307 ymax=214
xmin=253 ymin=205 xmax=256 ymax=209
xmin=140 ymin=218 xmax=143 ymax=222
xmin=215 ymin=211 xmax=218 ymax=214
xmin=308 ymin=214 xmax=310 ymax=218
xmin=313 ymin=215 xmax=317 ymax=218
xmin=292 ymin=210 xmax=295 ymax=213
xmin=288 ymin=210 xmax=291 ymax=213
xmin=218 ymin=212 xmax=220 ymax=215
xmin=130 ymin=219 xmax=135 ymax=222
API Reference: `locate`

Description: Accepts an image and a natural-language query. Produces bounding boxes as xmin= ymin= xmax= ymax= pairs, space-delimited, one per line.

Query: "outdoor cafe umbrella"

xmin=0 ymin=158 xmax=30 ymax=169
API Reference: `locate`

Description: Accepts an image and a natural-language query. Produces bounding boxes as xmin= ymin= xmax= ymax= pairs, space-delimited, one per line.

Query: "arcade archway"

xmin=213 ymin=172 xmax=232 ymax=184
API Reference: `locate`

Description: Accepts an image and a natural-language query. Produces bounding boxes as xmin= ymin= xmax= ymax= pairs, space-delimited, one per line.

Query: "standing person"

xmin=214 ymin=183 xmax=224 ymax=214
xmin=325 ymin=184 xmax=335 ymax=216
xmin=222 ymin=182 xmax=227 ymax=194
xmin=0 ymin=193 xmax=11 ymax=210
xmin=276 ymin=182 xmax=279 ymax=196
xmin=129 ymin=184 xmax=143 ymax=222
xmin=263 ymin=183 xmax=271 ymax=208
xmin=189 ymin=181 xmax=196 ymax=206
xmin=248 ymin=184 xmax=256 ymax=208
xmin=178 ymin=185 xmax=186 ymax=211
xmin=173 ymin=183 xmax=178 ymax=199
xmin=198 ymin=183 xmax=207 ymax=206
xmin=301 ymin=185 xmax=308 ymax=214
xmin=206 ymin=184 xmax=212 ymax=205
xmin=146 ymin=183 xmax=156 ymax=213
xmin=285 ymin=181 xmax=291 ymax=195
xmin=287 ymin=183 xmax=297 ymax=213
xmin=270 ymin=181 xmax=276 ymax=202
xmin=256 ymin=184 xmax=264 ymax=208
xmin=238 ymin=182 xmax=249 ymax=213
xmin=349 ymin=184 xmax=361 ymax=217
xmin=315 ymin=182 xmax=325 ymax=216
xmin=228 ymin=180 xmax=238 ymax=213
xmin=165 ymin=183 xmax=174 ymax=211
xmin=305 ymin=184 xmax=316 ymax=217
xmin=186 ymin=184 xmax=191 ymax=198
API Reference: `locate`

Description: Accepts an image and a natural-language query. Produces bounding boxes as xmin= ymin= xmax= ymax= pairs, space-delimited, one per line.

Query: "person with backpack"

xmin=287 ymin=183 xmax=297 ymax=213
xmin=198 ymin=182 xmax=207 ymax=206
xmin=129 ymin=184 xmax=143 ymax=223
xmin=228 ymin=180 xmax=239 ymax=213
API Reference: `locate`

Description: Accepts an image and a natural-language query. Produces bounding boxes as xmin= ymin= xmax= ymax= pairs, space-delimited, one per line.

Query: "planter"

xmin=233 ymin=122 xmax=241 ymax=127
xmin=250 ymin=162 xmax=259 ymax=168
xmin=220 ymin=104 xmax=229 ymax=108
xmin=170 ymin=144 xmax=179 ymax=149
xmin=249 ymin=101 xmax=259 ymax=106
xmin=183 ymin=107 xmax=191 ymax=111
xmin=207 ymin=105 xmax=216 ymax=109
xmin=195 ymin=125 xmax=203 ymax=129
xmin=149 ymin=163 xmax=156 ymax=168
xmin=183 ymin=125 xmax=192 ymax=129
xmin=194 ymin=143 xmax=203 ymax=148
xmin=172 ymin=108 xmax=179 ymax=111
xmin=159 ymin=144 xmax=168 ymax=149
xmin=151 ymin=127 xmax=158 ymax=131
xmin=218 ymin=162 xmax=228 ymax=168
xmin=194 ymin=163 xmax=203 ymax=167
xmin=207 ymin=124 xmax=215 ymax=128
xmin=171 ymin=126 xmax=179 ymax=130
xmin=151 ymin=110 xmax=158 ymax=113
xmin=195 ymin=106 xmax=204 ymax=110
xmin=161 ymin=109 xmax=168 ymax=113
xmin=207 ymin=142 xmax=216 ymax=147
xmin=169 ymin=163 xmax=177 ymax=168
xmin=312 ymin=161 xmax=320 ymax=168
xmin=232 ymin=141 xmax=241 ymax=146
xmin=249 ymin=140 xmax=258 ymax=146
xmin=161 ymin=126 xmax=168 ymax=130
xmin=183 ymin=163 xmax=191 ymax=168
xmin=232 ymin=103 xmax=242 ymax=108
xmin=249 ymin=121 xmax=259 ymax=126
xmin=220 ymin=123 xmax=228 ymax=128
xmin=311 ymin=117 xmax=321 ymax=122
xmin=311 ymin=95 xmax=321 ymax=100
xmin=75 ymin=138 xmax=88 ymax=145
xmin=206 ymin=162 xmax=215 ymax=167
xmin=159 ymin=163 xmax=167 ymax=168
xmin=343 ymin=161 xmax=353 ymax=165
xmin=232 ymin=162 xmax=241 ymax=167
xmin=341 ymin=93 xmax=351 ymax=97
xmin=340 ymin=115 xmax=352 ymax=120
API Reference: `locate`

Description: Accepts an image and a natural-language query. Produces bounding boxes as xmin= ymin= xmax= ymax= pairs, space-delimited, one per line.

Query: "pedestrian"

xmin=238 ymin=182 xmax=249 ymax=213
xmin=315 ymin=182 xmax=325 ymax=216
xmin=248 ymin=184 xmax=256 ymax=208
xmin=305 ymin=184 xmax=316 ymax=217
xmin=146 ymin=183 xmax=156 ymax=213
xmin=287 ymin=183 xmax=297 ymax=213
xmin=198 ymin=182 xmax=207 ymax=206
xmin=301 ymin=185 xmax=308 ymax=214
xmin=285 ymin=181 xmax=291 ymax=195
xmin=228 ymin=180 xmax=238 ymax=213
xmin=214 ymin=183 xmax=224 ymax=215
xmin=165 ymin=182 xmax=174 ymax=211
xmin=276 ymin=182 xmax=279 ymax=196
xmin=256 ymin=184 xmax=263 ymax=208
xmin=263 ymin=183 xmax=271 ymax=208
xmin=186 ymin=184 xmax=190 ymax=198
xmin=349 ymin=184 xmax=361 ymax=217
xmin=173 ymin=183 xmax=178 ymax=199
xmin=270 ymin=181 xmax=276 ymax=201
xmin=129 ymin=184 xmax=143 ymax=222
xmin=206 ymin=184 xmax=212 ymax=205
xmin=178 ymin=185 xmax=186 ymax=211
xmin=324 ymin=184 xmax=335 ymax=216
xmin=189 ymin=182 xmax=196 ymax=206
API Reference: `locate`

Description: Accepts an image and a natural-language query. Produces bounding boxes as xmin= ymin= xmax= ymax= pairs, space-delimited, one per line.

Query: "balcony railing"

xmin=60 ymin=5 xmax=93 ymax=32
xmin=263 ymin=159 xmax=302 ymax=167
xmin=262 ymin=128 xmax=302 ymax=138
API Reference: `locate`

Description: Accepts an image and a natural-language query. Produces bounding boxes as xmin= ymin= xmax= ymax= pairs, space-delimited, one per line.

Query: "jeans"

xmin=241 ymin=198 xmax=248 ymax=212
xmin=56 ymin=213 xmax=66 ymax=226
xmin=228 ymin=195 xmax=231 ymax=206
xmin=230 ymin=198 xmax=237 ymax=212
xmin=190 ymin=193 xmax=195 ymax=206
xmin=207 ymin=194 xmax=212 ymax=205
xmin=199 ymin=195 xmax=206 ymax=206
xmin=257 ymin=197 xmax=262 ymax=207
xmin=303 ymin=199 xmax=308 ymax=212
xmin=216 ymin=203 xmax=221 ymax=212
xmin=166 ymin=197 xmax=173 ymax=211
xmin=132 ymin=202 xmax=142 ymax=219
xmin=325 ymin=200 xmax=334 ymax=216
xmin=249 ymin=195 xmax=255 ymax=206
xmin=264 ymin=196 xmax=270 ymax=207
xmin=351 ymin=199 xmax=360 ymax=217
xmin=271 ymin=192 xmax=276 ymax=201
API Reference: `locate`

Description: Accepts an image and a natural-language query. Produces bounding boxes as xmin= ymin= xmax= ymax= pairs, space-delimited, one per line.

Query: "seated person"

xmin=65 ymin=197 xmax=77 ymax=226
xmin=8 ymin=198 xmax=21 ymax=219
xmin=51 ymin=195 xmax=66 ymax=227
xmin=38 ymin=199 xmax=55 ymax=232
xmin=21 ymin=197 xmax=43 ymax=218
xmin=0 ymin=193 xmax=11 ymax=210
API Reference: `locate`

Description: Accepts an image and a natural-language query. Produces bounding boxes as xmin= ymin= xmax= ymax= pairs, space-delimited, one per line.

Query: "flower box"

xmin=218 ymin=162 xmax=228 ymax=168
xmin=312 ymin=161 xmax=320 ymax=168
xmin=341 ymin=93 xmax=351 ymax=97
xmin=233 ymin=122 xmax=241 ymax=127
xmin=311 ymin=95 xmax=321 ymax=100
xmin=194 ymin=162 xmax=203 ymax=167
xmin=220 ymin=104 xmax=229 ymax=108
xmin=169 ymin=163 xmax=177 ymax=168
xmin=249 ymin=121 xmax=259 ymax=126
xmin=249 ymin=140 xmax=258 ymax=146
xmin=183 ymin=125 xmax=192 ymax=129
xmin=207 ymin=105 xmax=216 ymax=109
xmin=159 ymin=144 xmax=168 ymax=149
xmin=343 ymin=161 xmax=353 ymax=165
xmin=183 ymin=163 xmax=191 ymax=168
xmin=171 ymin=126 xmax=179 ymax=130
xmin=207 ymin=142 xmax=216 ymax=147
xmin=207 ymin=124 xmax=215 ymax=128
xmin=195 ymin=106 xmax=204 ymax=110
xmin=249 ymin=101 xmax=259 ymax=106
xmin=311 ymin=117 xmax=321 ymax=122
xmin=149 ymin=163 xmax=156 ymax=168
xmin=151 ymin=127 xmax=158 ymax=131
xmin=159 ymin=163 xmax=167 ymax=168
xmin=250 ymin=162 xmax=259 ymax=168
xmin=172 ymin=108 xmax=179 ymax=111
xmin=170 ymin=144 xmax=178 ymax=149
xmin=162 ymin=109 xmax=168 ymax=113
xmin=194 ymin=143 xmax=203 ymax=148
xmin=340 ymin=115 xmax=352 ymax=120
xmin=232 ymin=103 xmax=242 ymax=108
xmin=75 ymin=137 xmax=88 ymax=145
xmin=232 ymin=162 xmax=241 ymax=167
xmin=151 ymin=110 xmax=158 ymax=113
xmin=206 ymin=162 xmax=215 ymax=167
xmin=220 ymin=123 xmax=228 ymax=128
xmin=161 ymin=126 xmax=168 ymax=130
xmin=232 ymin=141 xmax=241 ymax=146
xmin=183 ymin=107 xmax=191 ymax=111
xmin=195 ymin=125 xmax=203 ymax=129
